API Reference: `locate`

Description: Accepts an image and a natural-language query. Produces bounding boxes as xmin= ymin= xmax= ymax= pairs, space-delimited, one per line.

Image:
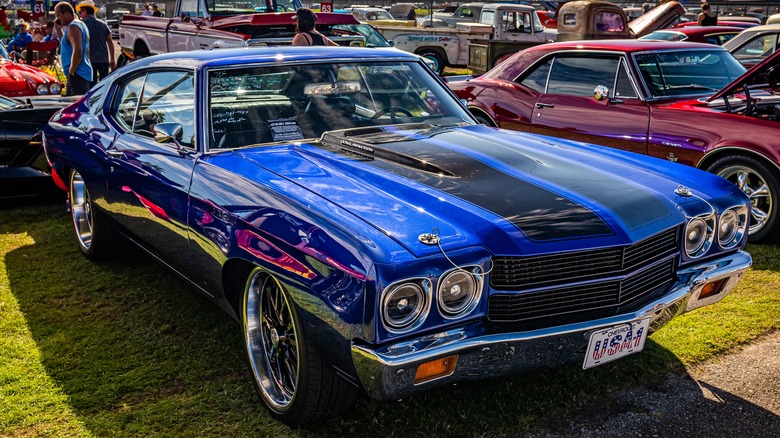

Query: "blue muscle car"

xmin=42 ymin=46 xmax=752 ymax=425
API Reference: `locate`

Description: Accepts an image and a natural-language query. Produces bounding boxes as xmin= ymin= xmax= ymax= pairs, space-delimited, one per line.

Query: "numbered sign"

xmin=320 ymin=2 xmax=333 ymax=13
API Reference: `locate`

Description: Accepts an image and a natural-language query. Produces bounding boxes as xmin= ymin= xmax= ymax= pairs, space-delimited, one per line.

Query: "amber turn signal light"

xmin=698 ymin=278 xmax=728 ymax=300
xmin=414 ymin=355 xmax=458 ymax=384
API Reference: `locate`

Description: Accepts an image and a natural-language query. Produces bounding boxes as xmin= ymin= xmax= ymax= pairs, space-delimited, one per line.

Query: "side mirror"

xmin=154 ymin=122 xmax=185 ymax=153
xmin=593 ymin=85 xmax=610 ymax=101
xmin=593 ymin=85 xmax=624 ymax=104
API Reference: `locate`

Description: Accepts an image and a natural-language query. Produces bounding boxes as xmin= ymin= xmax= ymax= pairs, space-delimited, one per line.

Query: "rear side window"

xmin=518 ymin=58 xmax=551 ymax=93
xmin=137 ymin=71 xmax=196 ymax=148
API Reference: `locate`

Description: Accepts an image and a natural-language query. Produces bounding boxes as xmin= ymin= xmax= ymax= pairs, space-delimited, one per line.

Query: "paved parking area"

xmin=528 ymin=332 xmax=780 ymax=437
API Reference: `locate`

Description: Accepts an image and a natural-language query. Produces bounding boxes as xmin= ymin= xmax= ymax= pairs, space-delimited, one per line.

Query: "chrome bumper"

xmin=351 ymin=250 xmax=751 ymax=400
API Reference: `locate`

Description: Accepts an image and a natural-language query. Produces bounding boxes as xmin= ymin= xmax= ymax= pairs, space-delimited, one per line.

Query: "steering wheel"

xmin=371 ymin=106 xmax=414 ymax=120
xmin=276 ymin=4 xmax=290 ymax=11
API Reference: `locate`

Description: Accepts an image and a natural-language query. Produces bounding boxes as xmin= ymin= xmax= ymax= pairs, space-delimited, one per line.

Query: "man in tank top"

xmin=55 ymin=2 xmax=93 ymax=95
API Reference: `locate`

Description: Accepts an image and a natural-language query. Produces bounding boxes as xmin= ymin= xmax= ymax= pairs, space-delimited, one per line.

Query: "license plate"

xmin=583 ymin=317 xmax=651 ymax=369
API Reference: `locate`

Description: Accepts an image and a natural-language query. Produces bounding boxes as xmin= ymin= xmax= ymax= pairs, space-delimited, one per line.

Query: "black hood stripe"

xmin=436 ymin=130 xmax=673 ymax=231
xmin=325 ymin=130 xmax=614 ymax=241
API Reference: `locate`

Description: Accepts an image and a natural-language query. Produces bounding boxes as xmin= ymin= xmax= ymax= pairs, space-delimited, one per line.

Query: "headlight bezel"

xmin=684 ymin=213 xmax=715 ymax=259
xmin=380 ymin=278 xmax=432 ymax=334
xmin=36 ymin=83 xmax=48 ymax=95
xmin=718 ymin=205 xmax=748 ymax=249
xmin=437 ymin=266 xmax=483 ymax=319
xmin=49 ymin=83 xmax=62 ymax=95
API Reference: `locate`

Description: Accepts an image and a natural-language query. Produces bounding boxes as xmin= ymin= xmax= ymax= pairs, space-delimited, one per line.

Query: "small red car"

xmin=0 ymin=58 xmax=62 ymax=97
xmin=449 ymin=40 xmax=780 ymax=242
xmin=640 ymin=25 xmax=742 ymax=45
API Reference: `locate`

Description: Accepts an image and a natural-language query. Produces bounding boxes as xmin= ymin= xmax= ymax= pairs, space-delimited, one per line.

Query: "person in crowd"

xmin=0 ymin=6 xmax=8 ymax=33
xmin=8 ymin=22 xmax=33 ymax=54
xmin=54 ymin=1 xmax=93 ymax=95
xmin=698 ymin=3 xmax=718 ymax=26
xmin=76 ymin=0 xmax=115 ymax=85
xmin=152 ymin=4 xmax=163 ymax=17
xmin=141 ymin=4 xmax=153 ymax=16
xmin=43 ymin=20 xmax=59 ymax=43
xmin=292 ymin=8 xmax=337 ymax=46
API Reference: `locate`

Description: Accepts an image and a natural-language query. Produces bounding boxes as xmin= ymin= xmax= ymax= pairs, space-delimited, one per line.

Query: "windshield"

xmin=332 ymin=24 xmax=391 ymax=47
xmin=639 ymin=31 xmax=687 ymax=42
xmin=206 ymin=0 xmax=301 ymax=14
xmin=634 ymin=50 xmax=746 ymax=98
xmin=208 ymin=61 xmax=474 ymax=149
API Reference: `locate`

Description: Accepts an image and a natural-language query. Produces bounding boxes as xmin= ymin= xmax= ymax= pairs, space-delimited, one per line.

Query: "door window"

xmin=114 ymin=74 xmax=146 ymax=132
xmin=547 ymin=56 xmax=620 ymax=96
xmin=137 ymin=71 xmax=196 ymax=147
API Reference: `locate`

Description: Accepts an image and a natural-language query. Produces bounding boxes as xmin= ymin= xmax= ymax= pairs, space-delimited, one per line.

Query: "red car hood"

xmin=629 ymin=1 xmax=686 ymax=37
xmin=708 ymin=48 xmax=780 ymax=102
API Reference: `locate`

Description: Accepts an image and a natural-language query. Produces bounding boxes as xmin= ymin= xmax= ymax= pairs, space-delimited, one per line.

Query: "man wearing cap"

xmin=54 ymin=2 xmax=92 ymax=95
xmin=292 ymin=8 xmax=337 ymax=46
xmin=8 ymin=21 xmax=33 ymax=54
xmin=76 ymin=0 xmax=115 ymax=85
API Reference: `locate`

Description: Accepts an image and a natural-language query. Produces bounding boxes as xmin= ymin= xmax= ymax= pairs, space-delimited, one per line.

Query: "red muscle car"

xmin=639 ymin=25 xmax=742 ymax=45
xmin=449 ymin=40 xmax=780 ymax=242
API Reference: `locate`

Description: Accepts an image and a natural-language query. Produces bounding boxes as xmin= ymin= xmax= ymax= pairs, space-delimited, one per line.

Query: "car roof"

xmin=525 ymin=39 xmax=724 ymax=53
xmin=132 ymin=47 xmax=420 ymax=70
xmin=730 ymin=23 xmax=780 ymax=32
xmin=671 ymin=25 xmax=745 ymax=35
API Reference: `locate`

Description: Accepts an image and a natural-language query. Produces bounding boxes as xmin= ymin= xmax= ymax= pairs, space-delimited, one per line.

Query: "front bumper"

xmin=351 ymin=250 xmax=751 ymax=400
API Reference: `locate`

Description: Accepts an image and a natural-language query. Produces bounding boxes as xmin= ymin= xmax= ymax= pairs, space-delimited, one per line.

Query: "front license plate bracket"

xmin=583 ymin=317 xmax=651 ymax=369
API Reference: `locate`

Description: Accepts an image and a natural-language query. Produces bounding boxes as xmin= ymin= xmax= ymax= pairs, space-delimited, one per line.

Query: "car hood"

xmin=0 ymin=60 xmax=58 ymax=96
xmin=708 ymin=48 xmax=780 ymax=101
xmin=629 ymin=1 xmax=686 ymax=37
xmin=228 ymin=125 xmax=726 ymax=258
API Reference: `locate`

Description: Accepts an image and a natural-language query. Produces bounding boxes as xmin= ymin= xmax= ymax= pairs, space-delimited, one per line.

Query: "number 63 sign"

xmin=320 ymin=2 xmax=333 ymax=12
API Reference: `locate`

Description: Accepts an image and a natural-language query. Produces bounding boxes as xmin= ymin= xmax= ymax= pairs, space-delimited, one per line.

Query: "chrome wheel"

xmin=244 ymin=272 xmax=299 ymax=412
xmin=717 ymin=164 xmax=772 ymax=236
xmin=70 ymin=171 xmax=93 ymax=252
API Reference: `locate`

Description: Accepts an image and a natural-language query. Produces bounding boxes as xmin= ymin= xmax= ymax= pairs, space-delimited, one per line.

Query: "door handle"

xmin=535 ymin=102 xmax=554 ymax=108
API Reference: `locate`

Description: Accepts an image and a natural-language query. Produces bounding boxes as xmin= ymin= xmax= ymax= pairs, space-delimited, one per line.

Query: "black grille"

xmin=490 ymin=227 xmax=678 ymax=290
xmin=488 ymin=258 xmax=676 ymax=326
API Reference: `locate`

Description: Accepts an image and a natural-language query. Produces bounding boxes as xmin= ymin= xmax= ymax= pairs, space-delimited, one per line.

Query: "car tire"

xmin=418 ymin=50 xmax=445 ymax=74
xmin=707 ymin=154 xmax=780 ymax=243
xmin=68 ymin=169 xmax=118 ymax=260
xmin=472 ymin=112 xmax=495 ymax=127
xmin=242 ymin=268 xmax=358 ymax=425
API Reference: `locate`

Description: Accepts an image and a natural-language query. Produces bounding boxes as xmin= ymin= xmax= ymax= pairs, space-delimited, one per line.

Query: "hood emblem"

xmin=675 ymin=185 xmax=693 ymax=197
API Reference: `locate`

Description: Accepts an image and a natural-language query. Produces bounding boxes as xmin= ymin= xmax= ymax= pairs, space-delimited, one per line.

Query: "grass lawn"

xmin=1 ymin=200 xmax=778 ymax=437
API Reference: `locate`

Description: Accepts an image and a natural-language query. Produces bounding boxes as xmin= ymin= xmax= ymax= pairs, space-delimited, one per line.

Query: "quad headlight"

xmin=718 ymin=206 xmax=748 ymax=249
xmin=684 ymin=214 xmax=715 ymax=258
xmin=438 ymin=267 xmax=482 ymax=318
xmin=381 ymin=279 xmax=431 ymax=333
xmin=49 ymin=83 xmax=62 ymax=95
xmin=37 ymin=83 xmax=48 ymax=95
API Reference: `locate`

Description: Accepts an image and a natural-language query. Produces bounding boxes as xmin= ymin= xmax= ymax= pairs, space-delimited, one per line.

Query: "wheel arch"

xmin=221 ymin=257 xmax=256 ymax=317
xmin=698 ymin=146 xmax=780 ymax=175
xmin=468 ymin=106 xmax=497 ymax=127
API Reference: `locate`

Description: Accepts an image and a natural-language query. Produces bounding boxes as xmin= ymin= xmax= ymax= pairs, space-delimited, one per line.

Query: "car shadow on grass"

xmin=2 ymin=202 xmax=776 ymax=437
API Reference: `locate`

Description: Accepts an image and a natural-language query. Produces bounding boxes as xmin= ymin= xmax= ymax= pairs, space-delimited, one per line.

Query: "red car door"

xmin=528 ymin=54 xmax=651 ymax=156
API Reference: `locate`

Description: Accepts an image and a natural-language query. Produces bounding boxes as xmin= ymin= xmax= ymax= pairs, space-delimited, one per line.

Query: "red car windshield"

xmin=634 ymin=49 xmax=746 ymax=98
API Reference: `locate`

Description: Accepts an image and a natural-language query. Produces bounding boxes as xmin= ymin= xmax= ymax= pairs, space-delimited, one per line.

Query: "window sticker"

xmin=269 ymin=117 xmax=304 ymax=142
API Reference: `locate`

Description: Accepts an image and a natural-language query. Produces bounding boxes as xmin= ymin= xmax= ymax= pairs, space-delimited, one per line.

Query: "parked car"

xmin=639 ymin=25 xmax=742 ymax=45
xmin=42 ymin=46 xmax=752 ymax=425
xmin=448 ymin=40 xmax=780 ymax=242
xmin=676 ymin=20 xmax=759 ymax=29
xmin=345 ymin=6 xmax=416 ymax=26
xmin=420 ymin=2 xmax=485 ymax=27
xmin=0 ymin=58 xmax=62 ymax=98
xmin=0 ymin=94 xmax=78 ymax=198
xmin=536 ymin=10 xmax=557 ymax=29
xmin=723 ymin=23 xmax=780 ymax=68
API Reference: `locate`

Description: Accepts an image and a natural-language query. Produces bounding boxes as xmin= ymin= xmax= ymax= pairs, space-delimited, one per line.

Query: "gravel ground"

xmin=527 ymin=332 xmax=780 ymax=438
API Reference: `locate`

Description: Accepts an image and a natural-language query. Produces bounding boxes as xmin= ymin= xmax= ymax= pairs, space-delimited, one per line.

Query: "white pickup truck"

xmin=377 ymin=3 xmax=555 ymax=73
xmin=117 ymin=0 xmax=364 ymax=65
